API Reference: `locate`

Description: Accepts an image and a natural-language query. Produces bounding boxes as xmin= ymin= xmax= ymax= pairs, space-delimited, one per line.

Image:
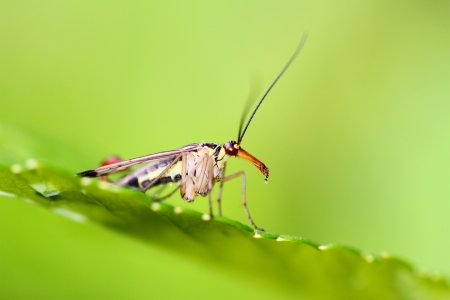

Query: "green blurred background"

xmin=1 ymin=1 xmax=450 ymax=298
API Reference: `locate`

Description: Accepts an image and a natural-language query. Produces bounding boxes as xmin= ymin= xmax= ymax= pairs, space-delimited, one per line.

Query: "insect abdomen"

xmin=118 ymin=157 xmax=182 ymax=190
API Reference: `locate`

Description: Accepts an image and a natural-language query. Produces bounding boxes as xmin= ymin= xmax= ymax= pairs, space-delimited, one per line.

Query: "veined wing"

xmin=77 ymin=143 xmax=202 ymax=177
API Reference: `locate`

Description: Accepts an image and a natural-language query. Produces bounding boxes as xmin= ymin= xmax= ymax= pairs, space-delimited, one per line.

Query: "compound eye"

xmin=223 ymin=141 xmax=239 ymax=156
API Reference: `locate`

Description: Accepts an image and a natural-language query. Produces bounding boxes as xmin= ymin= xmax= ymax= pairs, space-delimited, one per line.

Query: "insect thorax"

xmin=179 ymin=143 xmax=230 ymax=201
xmin=201 ymin=142 xmax=230 ymax=177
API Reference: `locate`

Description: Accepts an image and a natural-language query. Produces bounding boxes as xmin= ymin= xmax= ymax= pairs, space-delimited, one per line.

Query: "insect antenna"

xmin=237 ymin=79 xmax=263 ymax=142
xmin=237 ymin=32 xmax=308 ymax=144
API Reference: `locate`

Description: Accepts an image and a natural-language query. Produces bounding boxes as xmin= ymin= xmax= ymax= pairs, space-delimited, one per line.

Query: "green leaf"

xmin=0 ymin=122 xmax=449 ymax=299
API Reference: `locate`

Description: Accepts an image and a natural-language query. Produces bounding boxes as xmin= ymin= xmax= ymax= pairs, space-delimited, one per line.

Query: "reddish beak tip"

xmin=236 ymin=147 xmax=269 ymax=178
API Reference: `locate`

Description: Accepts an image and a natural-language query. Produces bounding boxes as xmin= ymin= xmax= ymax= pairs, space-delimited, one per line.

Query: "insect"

xmin=77 ymin=34 xmax=307 ymax=231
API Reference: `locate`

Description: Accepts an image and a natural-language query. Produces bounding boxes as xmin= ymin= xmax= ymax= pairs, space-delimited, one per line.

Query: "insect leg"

xmin=207 ymin=154 xmax=215 ymax=217
xmin=179 ymin=152 xmax=191 ymax=201
xmin=216 ymin=162 xmax=227 ymax=216
xmin=149 ymin=184 xmax=169 ymax=199
xmin=219 ymin=171 xmax=264 ymax=231
xmin=151 ymin=185 xmax=181 ymax=202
